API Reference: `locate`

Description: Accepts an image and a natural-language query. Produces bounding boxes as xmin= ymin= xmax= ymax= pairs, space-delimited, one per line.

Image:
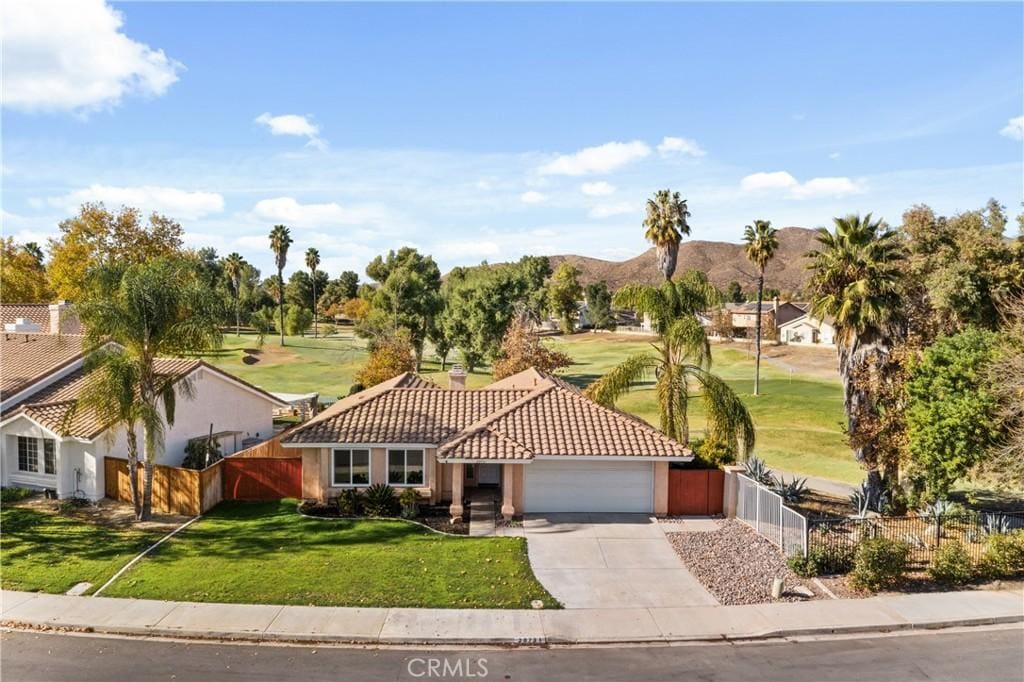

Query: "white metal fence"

xmin=736 ymin=473 xmax=808 ymax=557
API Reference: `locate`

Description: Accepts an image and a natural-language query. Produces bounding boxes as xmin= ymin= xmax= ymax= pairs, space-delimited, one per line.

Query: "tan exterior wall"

xmin=513 ymin=464 xmax=525 ymax=511
xmin=653 ymin=461 xmax=669 ymax=516
xmin=301 ymin=448 xmax=327 ymax=501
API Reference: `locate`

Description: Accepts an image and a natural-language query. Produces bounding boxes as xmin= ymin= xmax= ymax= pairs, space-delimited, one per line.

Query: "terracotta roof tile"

xmin=0 ymin=303 xmax=83 ymax=335
xmin=0 ymin=333 xmax=86 ymax=396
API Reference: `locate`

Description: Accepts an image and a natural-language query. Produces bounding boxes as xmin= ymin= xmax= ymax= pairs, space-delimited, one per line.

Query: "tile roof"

xmin=283 ymin=367 xmax=693 ymax=461
xmin=0 ymin=303 xmax=83 ymax=335
xmin=0 ymin=333 xmax=86 ymax=396
xmin=1 ymin=357 xmax=201 ymax=439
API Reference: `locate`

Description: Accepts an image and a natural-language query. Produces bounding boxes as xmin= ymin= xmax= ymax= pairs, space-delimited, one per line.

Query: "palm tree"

xmin=223 ymin=252 xmax=245 ymax=337
xmin=268 ymin=225 xmax=293 ymax=346
xmin=644 ymin=189 xmax=691 ymax=281
xmin=76 ymin=257 xmax=222 ymax=520
xmin=305 ymin=247 xmax=321 ymax=338
xmin=806 ymin=213 xmax=905 ymax=502
xmin=586 ymin=271 xmax=753 ymax=457
xmin=585 ymin=315 xmax=754 ymax=456
xmin=743 ymin=219 xmax=779 ymax=396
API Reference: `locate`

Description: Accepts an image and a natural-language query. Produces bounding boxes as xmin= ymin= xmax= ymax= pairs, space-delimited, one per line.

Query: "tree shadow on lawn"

xmin=0 ymin=508 xmax=158 ymax=564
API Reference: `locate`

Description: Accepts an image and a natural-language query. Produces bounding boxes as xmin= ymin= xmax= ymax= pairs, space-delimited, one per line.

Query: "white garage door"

xmin=524 ymin=460 xmax=653 ymax=513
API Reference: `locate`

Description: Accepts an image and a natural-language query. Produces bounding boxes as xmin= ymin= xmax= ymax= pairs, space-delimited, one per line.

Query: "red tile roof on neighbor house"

xmin=283 ymin=367 xmax=693 ymax=461
xmin=0 ymin=333 xmax=86 ymax=397
xmin=0 ymin=303 xmax=84 ymax=335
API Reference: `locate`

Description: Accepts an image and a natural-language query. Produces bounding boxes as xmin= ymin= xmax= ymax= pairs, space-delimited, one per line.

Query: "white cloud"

xmin=580 ymin=181 xmax=617 ymax=196
xmin=828 ymin=152 xmax=841 ymax=160
xmin=531 ymin=228 xmax=556 ymax=237
xmin=740 ymin=171 xmax=865 ymax=199
xmin=520 ymin=191 xmax=547 ymax=204
xmin=250 ymin=196 xmax=385 ymax=228
xmin=255 ymin=112 xmax=327 ymax=150
xmin=1 ymin=0 xmax=182 ymax=113
xmin=538 ymin=141 xmax=651 ymax=176
xmin=589 ymin=202 xmax=637 ymax=219
xmin=656 ymin=136 xmax=706 ymax=158
xmin=48 ymin=184 xmax=224 ymax=219
xmin=432 ymin=240 xmax=501 ymax=259
xmin=999 ymin=116 xmax=1024 ymax=141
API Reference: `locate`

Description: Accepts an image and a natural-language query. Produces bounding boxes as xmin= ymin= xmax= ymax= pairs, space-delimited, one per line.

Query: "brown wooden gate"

xmin=222 ymin=457 xmax=303 ymax=500
xmin=668 ymin=469 xmax=724 ymax=516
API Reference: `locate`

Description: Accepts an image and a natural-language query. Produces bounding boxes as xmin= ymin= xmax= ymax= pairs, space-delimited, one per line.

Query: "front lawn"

xmin=103 ymin=500 xmax=558 ymax=609
xmin=0 ymin=506 xmax=162 ymax=594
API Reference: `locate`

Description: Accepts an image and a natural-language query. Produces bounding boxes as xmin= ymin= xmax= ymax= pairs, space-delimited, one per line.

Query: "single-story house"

xmin=0 ymin=330 xmax=287 ymax=499
xmin=282 ymin=367 xmax=694 ymax=519
xmin=778 ymin=313 xmax=837 ymax=346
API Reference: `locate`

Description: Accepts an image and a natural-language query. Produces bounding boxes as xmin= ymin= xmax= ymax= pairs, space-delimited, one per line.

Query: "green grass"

xmin=549 ymin=335 xmax=861 ymax=484
xmin=0 ymin=506 xmax=162 ymax=594
xmin=103 ymin=500 xmax=559 ymax=609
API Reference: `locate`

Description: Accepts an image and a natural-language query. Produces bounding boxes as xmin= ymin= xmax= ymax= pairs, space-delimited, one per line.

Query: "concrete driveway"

xmin=524 ymin=513 xmax=718 ymax=609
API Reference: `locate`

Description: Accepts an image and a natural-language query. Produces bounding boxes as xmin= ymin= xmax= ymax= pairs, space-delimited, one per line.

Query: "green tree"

xmin=614 ymin=270 xmax=720 ymax=336
xmin=268 ymin=224 xmax=293 ymax=346
xmin=644 ymin=189 xmax=691 ymax=281
xmin=906 ymin=327 xmax=1001 ymax=498
xmin=547 ymin=263 xmax=583 ymax=334
xmin=726 ymin=281 xmax=745 ymax=304
xmin=222 ymin=252 xmax=245 ymax=336
xmin=584 ymin=281 xmax=616 ymax=330
xmin=305 ymin=247 xmax=321 ymax=337
xmin=365 ymin=247 xmax=443 ymax=369
xmin=517 ymin=255 xmax=552 ymax=321
xmin=1 ymin=237 xmax=51 ymax=303
xmin=47 ymin=203 xmax=184 ymax=301
xmin=76 ymin=257 xmax=222 ymax=520
xmin=987 ymin=295 xmax=1024 ymax=485
xmin=806 ymin=213 xmax=905 ymax=502
xmin=743 ymin=219 xmax=779 ymax=396
xmin=284 ymin=304 xmax=314 ymax=336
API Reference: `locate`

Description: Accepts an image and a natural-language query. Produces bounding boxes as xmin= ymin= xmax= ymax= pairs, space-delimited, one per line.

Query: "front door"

xmin=477 ymin=463 xmax=500 ymax=486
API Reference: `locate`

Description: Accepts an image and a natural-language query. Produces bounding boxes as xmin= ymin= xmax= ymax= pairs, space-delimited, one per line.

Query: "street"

xmin=1 ymin=627 xmax=1022 ymax=682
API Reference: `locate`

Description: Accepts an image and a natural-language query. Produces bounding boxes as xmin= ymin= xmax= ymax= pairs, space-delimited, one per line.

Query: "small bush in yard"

xmin=399 ymin=488 xmax=419 ymax=519
xmin=979 ymin=531 xmax=1024 ymax=579
xmin=928 ymin=541 xmax=974 ymax=585
xmin=337 ymin=488 xmax=363 ymax=516
xmin=363 ymin=483 xmax=398 ymax=517
xmin=849 ymin=537 xmax=910 ymax=591
xmin=1 ymin=486 xmax=34 ymax=503
xmin=786 ymin=551 xmax=818 ymax=578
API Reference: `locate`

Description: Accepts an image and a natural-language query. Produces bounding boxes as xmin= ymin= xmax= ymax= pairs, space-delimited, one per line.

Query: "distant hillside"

xmin=549 ymin=227 xmax=820 ymax=295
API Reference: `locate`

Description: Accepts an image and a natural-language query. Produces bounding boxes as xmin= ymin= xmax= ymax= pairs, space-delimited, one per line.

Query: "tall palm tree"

xmin=268 ymin=225 xmax=293 ymax=346
xmin=585 ymin=315 xmax=754 ymax=456
xmin=223 ymin=252 xmax=245 ymax=337
xmin=305 ymin=247 xmax=321 ymax=338
xmin=743 ymin=219 xmax=779 ymax=396
xmin=806 ymin=213 xmax=905 ymax=502
xmin=644 ymin=189 xmax=691 ymax=281
xmin=76 ymin=257 xmax=222 ymax=520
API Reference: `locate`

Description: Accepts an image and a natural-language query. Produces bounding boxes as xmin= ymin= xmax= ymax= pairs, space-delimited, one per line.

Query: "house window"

xmin=388 ymin=449 xmax=424 ymax=486
xmin=332 ymin=449 xmax=370 ymax=486
xmin=43 ymin=439 xmax=56 ymax=475
xmin=17 ymin=436 xmax=38 ymax=472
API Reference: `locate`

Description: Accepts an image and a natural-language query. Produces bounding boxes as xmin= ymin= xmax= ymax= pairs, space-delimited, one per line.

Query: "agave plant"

xmin=849 ymin=480 xmax=887 ymax=517
xmin=744 ymin=457 xmax=774 ymax=486
xmin=772 ymin=476 xmax=808 ymax=503
xmin=363 ymin=483 xmax=398 ymax=517
xmin=917 ymin=499 xmax=954 ymax=523
xmin=982 ymin=512 xmax=1012 ymax=536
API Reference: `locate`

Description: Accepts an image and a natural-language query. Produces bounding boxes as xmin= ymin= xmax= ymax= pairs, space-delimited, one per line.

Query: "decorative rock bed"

xmin=666 ymin=519 xmax=825 ymax=604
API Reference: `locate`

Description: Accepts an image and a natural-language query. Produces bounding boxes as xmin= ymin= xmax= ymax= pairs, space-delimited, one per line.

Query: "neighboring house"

xmin=714 ymin=299 xmax=808 ymax=338
xmin=0 ymin=331 xmax=287 ymax=499
xmin=1 ymin=301 xmax=82 ymax=335
xmin=282 ymin=367 xmax=693 ymax=519
xmin=778 ymin=313 xmax=837 ymax=347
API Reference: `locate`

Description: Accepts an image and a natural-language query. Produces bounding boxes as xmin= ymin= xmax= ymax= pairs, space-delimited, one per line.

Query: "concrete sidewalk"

xmin=2 ymin=589 xmax=1021 ymax=645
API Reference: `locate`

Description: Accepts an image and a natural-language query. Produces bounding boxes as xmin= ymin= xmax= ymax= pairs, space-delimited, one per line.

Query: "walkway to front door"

xmin=524 ymin=513 xmax=718 ymax=608
xmin=467 ymin=488 xmax=497 ymax=536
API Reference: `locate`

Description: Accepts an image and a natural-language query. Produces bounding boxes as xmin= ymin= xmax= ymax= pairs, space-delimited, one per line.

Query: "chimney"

xmin=773 ymin=296 xmax=780 ymax=315
xmin=48 ymin=300 xmax=69 ymax=334
xmin=448 ymin=364 xmax=467 ymax=391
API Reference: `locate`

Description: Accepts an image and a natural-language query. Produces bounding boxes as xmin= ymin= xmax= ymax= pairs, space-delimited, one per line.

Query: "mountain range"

xmin=548 ymin=226 xmax=821 ymax=295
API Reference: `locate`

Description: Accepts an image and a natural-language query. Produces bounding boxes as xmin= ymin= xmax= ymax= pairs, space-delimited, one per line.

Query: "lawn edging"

xmin=294 ymin=502 xmax=466 ymax=537
xmin=92 ymin=515 xmax=203 ymax=597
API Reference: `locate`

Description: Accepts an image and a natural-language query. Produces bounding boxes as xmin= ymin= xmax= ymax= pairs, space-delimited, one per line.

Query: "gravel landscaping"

xmin=666 ymin=519 xmax=825 ymax=604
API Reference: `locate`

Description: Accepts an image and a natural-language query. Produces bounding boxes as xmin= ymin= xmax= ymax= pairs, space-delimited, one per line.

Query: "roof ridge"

xmin=557 ymin=383 xmax=685 ymax=447
xmin=437 ymin=382 xmax=558 ymax=452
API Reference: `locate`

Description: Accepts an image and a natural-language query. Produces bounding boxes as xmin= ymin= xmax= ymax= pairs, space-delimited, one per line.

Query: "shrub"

xmin=399 ymin=488 xmax=420 ymax=519
xmin=928 ymin=541 xmax=974 ymax=585
xmin=337 ymin=488 xmax=363 ymax=516
xmin=0 ymin=486 xmax=34 ymax=503
xmin=979 ymin=531 xmax=1024 ymax=579
xmin=320 ymin=323 xmax=337 ymax=337
xmin=363 ymin=483 xmax=398 ymax=517
xmin=787 ymin=551 xmax=818 ymax=578
xmin=181 ymin=437 xmax=223 ymax=470
xmin=693 ymin=437 xmax=736 ymax=467
xmin=849 ymin=537 xmax=910 ymax=591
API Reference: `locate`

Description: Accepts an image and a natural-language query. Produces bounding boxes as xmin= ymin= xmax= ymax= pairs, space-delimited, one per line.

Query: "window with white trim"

xmin=17 ymin=437 xmax=38 ymax=472
xmin=332 ymin=449 xmax=370 ymax=486
xmin=387 ymin=449 xmax=424 ymax=486
xmin=43 ymin=439 xmax=56 ymax=475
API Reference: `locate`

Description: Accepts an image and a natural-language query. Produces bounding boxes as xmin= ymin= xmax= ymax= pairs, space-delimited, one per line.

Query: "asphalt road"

xmin=2 ymin=628 xmax=1022 ymax=682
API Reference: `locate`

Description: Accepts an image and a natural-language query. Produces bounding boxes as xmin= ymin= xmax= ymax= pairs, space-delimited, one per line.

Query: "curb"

xmin=3 ymin=613 xmax=1020 ymax=646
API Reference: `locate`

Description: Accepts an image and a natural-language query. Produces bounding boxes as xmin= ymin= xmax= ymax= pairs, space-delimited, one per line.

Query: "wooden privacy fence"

xmin=668 ymin=468 xmax=725 ymax=516
xmin=229 ymin=426 xmax=297 ymax=458
xmin=104 ymin=457 xmax=223 ymax=516
xmin=222 ymin=457 xmax=303 ymax=500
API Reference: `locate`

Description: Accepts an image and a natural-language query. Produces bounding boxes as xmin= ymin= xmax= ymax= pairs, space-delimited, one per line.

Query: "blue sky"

xmin=2 ymin=1 xmax=1022 ymax=279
